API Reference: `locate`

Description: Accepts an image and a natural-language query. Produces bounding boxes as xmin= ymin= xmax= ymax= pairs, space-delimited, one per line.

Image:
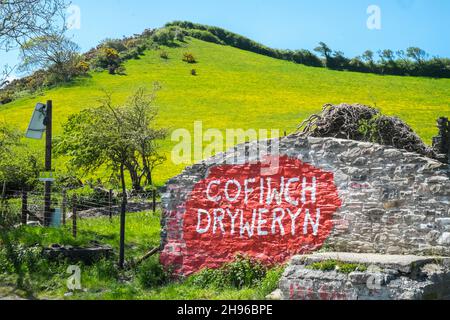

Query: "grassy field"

xmin=1 ymin=38 xmax=449 ymax=186
xmin=0 ymin=211 xmax=282 ymax=300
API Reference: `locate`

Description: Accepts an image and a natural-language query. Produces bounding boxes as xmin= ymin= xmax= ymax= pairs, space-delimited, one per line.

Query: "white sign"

xmin=38 ymin=171 xmax=55 ymax=182
xmin=25 ymin=103 xmax=47 ymax=139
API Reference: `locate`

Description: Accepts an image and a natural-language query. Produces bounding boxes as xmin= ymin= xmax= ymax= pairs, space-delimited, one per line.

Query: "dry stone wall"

xmin=160 ymin=134 xmax=450 ymax=276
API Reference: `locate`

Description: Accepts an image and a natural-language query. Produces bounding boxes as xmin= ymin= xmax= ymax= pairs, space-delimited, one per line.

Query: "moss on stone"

xmin=306 ymin=259 xmax=367 ymax=274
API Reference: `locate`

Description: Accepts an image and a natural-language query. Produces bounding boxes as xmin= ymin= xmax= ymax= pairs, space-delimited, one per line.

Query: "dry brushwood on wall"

xmin=297 ymin=103 xmax=436 ymax=159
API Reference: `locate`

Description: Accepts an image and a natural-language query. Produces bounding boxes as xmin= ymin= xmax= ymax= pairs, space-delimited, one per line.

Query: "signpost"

xmin=26 ymin=100 xmax=53 ymax=227
xmin=44 ymin=101 xmax=53 ymax=227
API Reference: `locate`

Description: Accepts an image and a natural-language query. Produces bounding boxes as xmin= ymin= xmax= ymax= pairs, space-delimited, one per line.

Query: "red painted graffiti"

xmin=161 ymin=156 xmax=342 ymax=275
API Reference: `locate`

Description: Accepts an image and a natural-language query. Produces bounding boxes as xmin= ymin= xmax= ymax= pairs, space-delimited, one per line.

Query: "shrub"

xmin=120 ymin=47 xmax=143 ymax=61
xmin=137 ymin=256 xmax=170 ymax=288
xmin=182 ymin=52 xmax=196 ymax=64
xmin=116 ymin=65 xmax=126 ymax=75
xmin=152 ymin=29 xmax=175 ymax=46
xmin=91 ymin=47 xmax=123 ymax=74
xmin=75 ymin=60 xmax=90 ymax=74
xmin=225 ymin=255 xmax=266 ymax=288
xmin=100 ymin=38 xmax=127 ymax=53
xmin=188 ymin=255 xmax=267 ymax=289
xmin=256 ymin=267 xmax=284 ymax=298
xmin=160 ymin=51 xmax=169 ymax=59
xmin=190 ymin=69 xmax=197 ymax=76
xmin=172 ymin=27 xmax=185 ymax=42
xmin=186 ymin=29 xmax=222 ymax=44
xmin=0 ymin=90 xmax=14 ymax=105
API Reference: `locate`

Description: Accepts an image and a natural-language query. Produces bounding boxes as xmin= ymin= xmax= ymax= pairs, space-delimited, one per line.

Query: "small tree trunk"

xmin=21 ymin=189 xmax=28 ymax=225
xmin=126 ymin=163 xmax=142 ymax=192
xmin=152 ymin=187 xmax=156 ymax=214
xmin=72 ymin=196 xmax=77 ymax=238
xmin=119 ymin=163 xmax=127 ymax=269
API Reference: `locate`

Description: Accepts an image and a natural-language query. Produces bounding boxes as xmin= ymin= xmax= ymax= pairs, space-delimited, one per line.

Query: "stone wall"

xmin=277 ymin=252 xmax=450 ymax=300
xmin=160 ymin=134 xmax=450 ymax=276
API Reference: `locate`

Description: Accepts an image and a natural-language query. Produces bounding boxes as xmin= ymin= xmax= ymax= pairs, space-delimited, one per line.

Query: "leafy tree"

xmin=361 ymin=50 xmax=376 ymax=71
xmin=0 ymin=123 xmax=20 ymax=158
xmin=406 ymin=47 xmax=428 ymax=65
xmin=378 ymin=49 xmax=395 ymax=63
xmin=314 ymin=42 xmax=333 ymax=67
xmin=55 ymin=87 xmax=167 ymax=268
xmin=54 ymin=86 xmax=167 ymax=192
xmin=0 ymin=123 xmax=41 ymax=191
xmin=0 ymin=146 xmax=42 ymax=191
xmin=152 ymin=28 xmax=176 ymax=46
xmin=348 ymin=56 xmax=368 ymax=73
xmin=395 ymin=50 xmax=413 ymax=75
xmin=330 ymin=50 xmax=350 ymax=70
xmin=378 ymin=49 xmax=398 ymax=74
xmin=362 ymin=50 xmax=374 ymax=62
xmin=19 ymin=33 xmax=82 ymax=82
xmin=121 ymin=86 xmax=168 ymax=190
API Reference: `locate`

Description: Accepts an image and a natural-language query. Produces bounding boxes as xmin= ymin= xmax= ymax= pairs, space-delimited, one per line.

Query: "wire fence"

xmin=1 ymin=187 xmax=159 ymax=236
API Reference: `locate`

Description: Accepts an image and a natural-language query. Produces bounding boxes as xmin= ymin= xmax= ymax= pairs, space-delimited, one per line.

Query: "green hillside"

xmin=1 ymin=38 xmax=449 ymax=185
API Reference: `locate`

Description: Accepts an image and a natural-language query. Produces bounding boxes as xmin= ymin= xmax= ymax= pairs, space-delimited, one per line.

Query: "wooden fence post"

xmin=62 ymin=189 xmax=67 ymax=225
xmin=72 ymin=195 xmax=77 ymax=238
xmin=152 ymin=188 xmax=156 ymax=214
xmin=109 ymin=189 xmax=113 ymax=220
xmin=21 ymin=189 xmax=28 ymax=225
xmin=1 ymin=181 xmax=6 ymax=201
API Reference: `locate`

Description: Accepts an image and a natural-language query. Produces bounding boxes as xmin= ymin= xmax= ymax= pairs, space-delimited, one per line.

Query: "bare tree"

xmin=0 ymin=64 xmax=14 ymax=88
xmin=0 ymin=0 xmax=68 ymax=50
xmin=0 ymin=0 xmax=69 ymax=84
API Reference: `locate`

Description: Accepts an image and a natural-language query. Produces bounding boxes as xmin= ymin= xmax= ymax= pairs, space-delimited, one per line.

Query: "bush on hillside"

xmin=182 ymin=52 xmax=196 ymax=64
xmin=152 ymin=28 xmax=176 ymax=46
xmin=186 ymin=29 xmax=222 ymax=44
xmin=100 ymin=38 xmax=128 ymax=53
xmin=91 ymin=47 xmax=123 ymax=74
xmin=0 ymin=90 xmax=14 ymax=105
xmin=166 ymin=21 xmax=286 ymax=61
xmin=160 ymin=51 xmax=169 ymax=59
xmin=76 ymin=60 xmax=90 ymax=74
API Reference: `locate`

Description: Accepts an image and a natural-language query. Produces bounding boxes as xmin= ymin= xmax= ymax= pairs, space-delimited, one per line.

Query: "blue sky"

xmin=2 ymin=0 xmax=450 ymax=77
